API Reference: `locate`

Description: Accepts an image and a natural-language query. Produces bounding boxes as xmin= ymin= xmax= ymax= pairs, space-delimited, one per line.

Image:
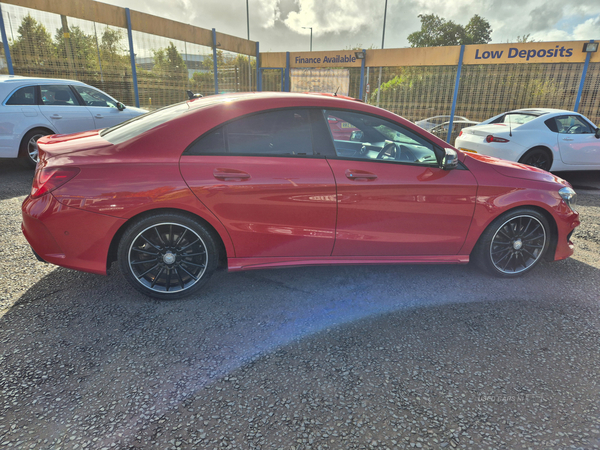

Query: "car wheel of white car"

xmin=19 ymin=128 xmax=51 ymax=169
xmin=519 ymin=147 xmax=552 ymax=171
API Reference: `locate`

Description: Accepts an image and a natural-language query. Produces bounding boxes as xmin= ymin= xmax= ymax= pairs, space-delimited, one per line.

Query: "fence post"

xmin=0 ymin=4 xmax=14 ymax=75
xmin=125 ymin=8 xmax=140 ymax=108
xmin=256 ymin=42 xmax=261 ymax=92
xmin=574 ymin=40 xmax=594 ymax=112
xmin=447 ymin=45 xmax=465 ymax=144
xmin=358 ymin=49 xmax=366 ymax=100
xmin=212 ymin=28 xmax=219 ymax=95
xmin=284 ymin=52 xmax=290 ymax=92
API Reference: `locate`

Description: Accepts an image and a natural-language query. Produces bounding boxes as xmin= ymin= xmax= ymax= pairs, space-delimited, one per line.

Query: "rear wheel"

xmin=472 ymin=208 xmax=550 ymax=277
xmin=519 ymin=147 xmax=552 ymax=171
xmin=117 ymin=213 xmax=219 ymax=299
xmin=19 ymin=128 xmax=51 ymax=169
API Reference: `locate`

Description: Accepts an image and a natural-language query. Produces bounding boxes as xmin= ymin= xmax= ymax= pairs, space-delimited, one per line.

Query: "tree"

xmin=407 ymin=14 xmax=492 ymax=47
xmin=152 ymin=42 xmax=187 ymax=80
xmin=10 ymin=15 xmax=56 ymax=69
xmin=464 ymin=15 xmax=492 ymax=45
xmin=54 ymin=25 xmax=97 ymax=72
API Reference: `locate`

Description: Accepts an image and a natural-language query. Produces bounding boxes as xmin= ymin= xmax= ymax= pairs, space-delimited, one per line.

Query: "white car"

xmin=0 ymin=75 xmax=146 ymax=167
xmin=455 ymin=108 xmax=600 ymax=172
xmin=415 ymin=115 xmax=471 ymax=132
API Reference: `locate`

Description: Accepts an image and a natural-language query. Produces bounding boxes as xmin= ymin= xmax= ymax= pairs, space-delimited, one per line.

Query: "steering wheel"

xmin=397 ymin=144 xmax=416 ymax=162
xmin=566 ymin=125 xmax=583 ymax=134
xmin=376 ymin=142 xmax=399 ymax=160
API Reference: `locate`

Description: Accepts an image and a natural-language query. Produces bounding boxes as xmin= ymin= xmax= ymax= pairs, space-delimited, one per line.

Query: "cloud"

xmin=572 ymin=15 xmax=600 ymax=39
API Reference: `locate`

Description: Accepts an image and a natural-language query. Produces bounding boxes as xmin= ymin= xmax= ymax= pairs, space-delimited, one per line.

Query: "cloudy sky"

xmin=99 ymin=0 xmax=600 ymax=52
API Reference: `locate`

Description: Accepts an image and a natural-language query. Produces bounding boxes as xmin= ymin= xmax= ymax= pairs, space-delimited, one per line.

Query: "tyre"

xmin=518 ymin=148 xmax=552 ymax=171
xmin=19 ymin=128 xmax=51 ymax=169
xmin=117 ymin=213 xmax=219 ymax=299
xmin=472 ymin=208 xmax=550 ymax=277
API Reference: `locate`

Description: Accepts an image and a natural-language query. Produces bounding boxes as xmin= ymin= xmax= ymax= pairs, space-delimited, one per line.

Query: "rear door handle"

xmin=345 ymin=169 xmax=377 ymax=181
xmin=50 ymin=114 xmax=62 ymax=119
xmin=562 ymin=138 xmax=574 ymax=141
xmin=95 ymin=114 xmax=104 ymax=118
xmin=213 ymin=168 xmax=251 ymax=181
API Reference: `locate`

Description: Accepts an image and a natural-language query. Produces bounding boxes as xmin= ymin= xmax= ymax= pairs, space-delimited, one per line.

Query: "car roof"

xmin=0 ymin=75 xmax=85 ymax=85
xmin=505 ymin=108 xmax=576 ymax=115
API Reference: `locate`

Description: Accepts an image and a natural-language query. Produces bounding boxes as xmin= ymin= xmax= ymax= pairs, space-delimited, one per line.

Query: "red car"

xmin=22 ymin=93 xmax=580 ymax=299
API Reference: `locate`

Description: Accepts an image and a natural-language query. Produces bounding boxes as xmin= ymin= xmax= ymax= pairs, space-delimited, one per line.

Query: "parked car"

xmin=415 ymin=115 xmax=471 ymax=132
xmin=23 ymin=93 xmax=579 ymax=299
xmin=0 ymin=75 xmax=146 ymax=167
xmin=455 ymin=108 xmax=600 ymax=171
xmin=430 ymin=119 xmax=480 ymax=144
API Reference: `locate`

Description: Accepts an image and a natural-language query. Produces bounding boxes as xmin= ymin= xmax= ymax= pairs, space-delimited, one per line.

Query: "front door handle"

xmin=345 ymin=169 xmax=377 ymax=181
xmin=562 ymin=138 xmax=574 ymax=141
xmin=95 ymin=114 xmax=104 ymax=118
xmin=213 ymin=168 xmax=251 ymax=181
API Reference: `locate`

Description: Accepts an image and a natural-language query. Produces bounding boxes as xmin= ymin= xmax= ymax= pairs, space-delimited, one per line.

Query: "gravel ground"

xmin=1 ymin=159 xmax=599 ymax=449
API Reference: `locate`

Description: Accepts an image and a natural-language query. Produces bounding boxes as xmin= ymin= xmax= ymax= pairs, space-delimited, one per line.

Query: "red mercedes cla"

xmin=22 ymin=93 xmax=580 ymax=299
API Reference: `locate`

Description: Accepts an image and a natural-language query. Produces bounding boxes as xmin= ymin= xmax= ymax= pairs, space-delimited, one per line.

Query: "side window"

xmin=226 ymin=109 xmax=313 ymax=156
xmin=72 ymin=85 xmax=118 ymax=108
xmin=324 ymin=109 xmax=439 ymax=165
xmin=185 ymin=109 xmax=313 ymax=156
xmin=6 ymin=86 xmax=36 ymax=105
xmin=555 ymin=115 xmax=595 ymax=134
xmin=40 ymin=85 xmax=79 ymax=106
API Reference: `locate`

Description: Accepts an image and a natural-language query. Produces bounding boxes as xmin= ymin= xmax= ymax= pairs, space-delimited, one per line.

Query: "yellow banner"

xmin=290 ymin=51 xmax=362 ymax=68
xmin=463 ymin=41 xmax=594 ymax=65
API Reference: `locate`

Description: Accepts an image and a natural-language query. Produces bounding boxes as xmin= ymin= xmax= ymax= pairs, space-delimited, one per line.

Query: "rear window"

xmin=490 ymin=113 xmax=541 ymax=125
xmin=101 ymin=102 xmax=190 ymax=144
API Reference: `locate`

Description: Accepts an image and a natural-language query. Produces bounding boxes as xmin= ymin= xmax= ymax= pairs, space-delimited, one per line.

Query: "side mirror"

xmin=595 ymin=128 xmax=600 ymax=139
xmin=116 ymin=102 xmax=125 ymax=111
xmin=350 ymin=130 xmax=364 ymax=141
xmin=441 ymin=148 xmax=458 ymax=170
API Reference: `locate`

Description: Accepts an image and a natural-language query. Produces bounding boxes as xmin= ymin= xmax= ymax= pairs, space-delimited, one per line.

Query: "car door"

xmin=71 ymin=84 xmax=131 ymax=128
xmin=39 ymin=84 xmax=95 ymax=134
xmin=554 ymin=115 xmax=600 ymax=165
xmin=180 ymin=108 xmax=337 ymax=258
xmin=0 ymin=85 xmax=41 ymax=158
xmin=322 ymin=109 xmax=478 ymax=256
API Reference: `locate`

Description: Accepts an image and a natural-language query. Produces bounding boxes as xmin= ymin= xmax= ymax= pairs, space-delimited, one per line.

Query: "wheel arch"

xmin=107 ymin=207 xmax=229 ymax=272
xmin=470 ymin=204 xmax=559 ymax=262
xmin=518 ymin=145 xmax=554 ymax=168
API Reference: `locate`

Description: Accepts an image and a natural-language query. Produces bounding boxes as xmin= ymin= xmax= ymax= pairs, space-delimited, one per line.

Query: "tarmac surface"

xmin=1 ymin=159 xmax=599 ymax=449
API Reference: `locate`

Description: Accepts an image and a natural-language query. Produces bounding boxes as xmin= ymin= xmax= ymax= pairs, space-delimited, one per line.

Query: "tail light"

xmin=486 ymin=135 xmax=509 ymax=143
xmin=458 ymin=131 xmax=463 ymax=137
xmin=31 ymin=167 xmax=80 ymax=199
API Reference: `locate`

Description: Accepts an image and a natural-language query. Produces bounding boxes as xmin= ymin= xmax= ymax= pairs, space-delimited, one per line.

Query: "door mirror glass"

xmin=116 ymin=102 xmax=126 ymax=111
xmin=441 ymin=148 xmax=458 ymax=170
xmin=595 ymin=128 xmax=600 ymax=139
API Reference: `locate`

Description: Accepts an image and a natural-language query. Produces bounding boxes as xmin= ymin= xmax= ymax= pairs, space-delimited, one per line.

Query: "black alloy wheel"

xmin=519 ymin=148 xmax=551 ymax=171
xmin=118 ymin=213 xmax=219 ymax=299
xmin=473 ymin=209 xmax=550 ymax=277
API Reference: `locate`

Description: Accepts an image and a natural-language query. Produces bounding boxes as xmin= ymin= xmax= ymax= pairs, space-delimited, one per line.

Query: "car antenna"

xmin=334 ymin=87 xmax=340 ymax=97
xmin=508 ymin=113 xmax=513 ymax=137
xmin=186 ymin=90 xmax=203 ymax=100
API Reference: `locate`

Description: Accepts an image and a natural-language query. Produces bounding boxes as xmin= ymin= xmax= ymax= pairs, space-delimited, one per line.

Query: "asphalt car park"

xmin=1 ymin=159 xmax=600 ymax=448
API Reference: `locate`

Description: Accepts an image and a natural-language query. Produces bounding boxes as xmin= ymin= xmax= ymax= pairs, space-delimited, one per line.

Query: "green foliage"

xmin=407 ymin=14 xmax=492 ymax=47
xmin=10 ymin=15 xmax=55 ymax=68
xmin=152 ymin=42 xmax=187 ymax=80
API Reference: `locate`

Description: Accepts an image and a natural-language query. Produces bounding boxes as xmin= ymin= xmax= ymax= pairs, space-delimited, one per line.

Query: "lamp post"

xmin=376 ymin=0 xmax=388 ymax=107
xmin=302 ymin=26 xmax=313 ymax=51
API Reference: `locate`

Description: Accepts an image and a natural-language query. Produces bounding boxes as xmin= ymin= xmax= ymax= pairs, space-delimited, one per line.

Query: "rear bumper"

xmin=22 ymin=193 xmax=126 ymax=275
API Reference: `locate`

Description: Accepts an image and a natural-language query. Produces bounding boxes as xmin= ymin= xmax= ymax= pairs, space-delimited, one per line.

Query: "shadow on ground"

xmin=1 ymin=257 xmax=599 ymax=448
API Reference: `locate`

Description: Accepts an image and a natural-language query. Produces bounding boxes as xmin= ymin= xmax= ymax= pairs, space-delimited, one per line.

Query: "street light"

xmin=302 ymin=26 xmax=312 ymax=51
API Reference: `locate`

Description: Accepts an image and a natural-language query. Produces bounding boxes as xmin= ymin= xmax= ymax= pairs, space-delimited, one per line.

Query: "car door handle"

xmin=50 ymin=114 xmax=62 ymax=119
xmin=562 ymin=138 xmax=574 ymax=141
xmin=213 ymin=168 xmax=251 ymax=181
xmin=345 ymin=169 xmax=377 ymax=181
xmin=95 ymin=114 xmax=104 ymax=118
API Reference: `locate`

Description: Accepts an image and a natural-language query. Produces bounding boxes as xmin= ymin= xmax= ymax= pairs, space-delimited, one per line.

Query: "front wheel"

xmin=117 ymin=213 xmax=219 ymax=299
xmin=472 ymin=209 xmax=550 ymax=277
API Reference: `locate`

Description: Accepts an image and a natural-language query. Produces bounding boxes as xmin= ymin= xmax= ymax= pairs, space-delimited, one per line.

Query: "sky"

xmin=98 ymin=0 xmax=600 ymax=52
